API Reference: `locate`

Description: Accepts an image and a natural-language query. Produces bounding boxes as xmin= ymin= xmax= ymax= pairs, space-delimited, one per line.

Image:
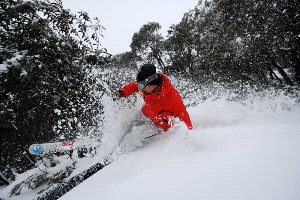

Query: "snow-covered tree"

xmin=0 ymin=0 xmax=110 ymax=180
xmin=130 ymin=22 xmax=166 ymax=71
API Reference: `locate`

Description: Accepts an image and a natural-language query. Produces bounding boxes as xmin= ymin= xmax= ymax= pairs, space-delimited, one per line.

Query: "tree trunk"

xmin=291 ymin=49 xmax=300 ymax=85
xmin=268 ymin=66 xmax=283 ymax=84
xmin=270 ymin=54 xmax=294 ymax=86
xmin=155 ymin=54 xmax=166 ymax=72
xmin=151 ymin=47 xmax=166 ymax=72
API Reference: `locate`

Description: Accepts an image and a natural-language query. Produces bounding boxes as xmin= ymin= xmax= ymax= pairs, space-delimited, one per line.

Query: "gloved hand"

xmin=158 ymin=111 xmax=174 ymax=130
xmin=113 ymin=90 xmax=125 ymax=100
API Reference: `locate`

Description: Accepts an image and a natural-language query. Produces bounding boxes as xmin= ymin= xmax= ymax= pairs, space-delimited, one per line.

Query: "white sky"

xmin=62 ymin=0 xmax=199 ymax=55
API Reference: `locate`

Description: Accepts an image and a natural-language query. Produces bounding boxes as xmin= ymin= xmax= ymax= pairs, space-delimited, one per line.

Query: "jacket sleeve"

xmin=120 ymin=81 xmax=139 ymax=97
xmin=178 ymin=109 xmax=193 ymax=130
xmin=173 ymin=92 xmax=193 ymax=130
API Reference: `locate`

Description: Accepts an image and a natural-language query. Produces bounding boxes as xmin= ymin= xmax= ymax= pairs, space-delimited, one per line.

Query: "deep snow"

xmin=1 ymin=91 xmax=300 ymax=200
xmin=59 ymin=95 xmax=300 ymax=200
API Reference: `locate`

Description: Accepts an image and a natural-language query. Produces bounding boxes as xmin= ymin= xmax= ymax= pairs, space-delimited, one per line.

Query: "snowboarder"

xmin=115 ymin=64 xmax=193 ymax=132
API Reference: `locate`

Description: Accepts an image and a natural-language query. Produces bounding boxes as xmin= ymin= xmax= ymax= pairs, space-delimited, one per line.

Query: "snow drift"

xmin=60 ymin=91 xmax=300 ymax=200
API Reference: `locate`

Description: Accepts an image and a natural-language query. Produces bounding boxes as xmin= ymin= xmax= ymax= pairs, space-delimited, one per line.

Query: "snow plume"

xmin=170 ymin=74 xmax=299 ymax=108
xmin=78 ymin=65 xmax=138 ymax=137
xmin=186 ymin=84 xmax=298 ymax=128
xmin=95 ymin=94 xmax=144 ymax=160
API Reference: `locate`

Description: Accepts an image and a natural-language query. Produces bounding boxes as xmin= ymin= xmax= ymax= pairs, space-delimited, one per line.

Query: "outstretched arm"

xmin=120 ymin=81 xmax=139 ymax=97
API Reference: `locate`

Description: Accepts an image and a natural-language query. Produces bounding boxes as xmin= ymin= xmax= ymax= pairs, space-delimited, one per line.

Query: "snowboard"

xmin=29 ymin=138 xmax=101 ymax=155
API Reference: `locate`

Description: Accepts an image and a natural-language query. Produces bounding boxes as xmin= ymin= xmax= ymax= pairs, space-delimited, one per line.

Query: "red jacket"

xmin=121 ymin=73 xmax=193 ymax=132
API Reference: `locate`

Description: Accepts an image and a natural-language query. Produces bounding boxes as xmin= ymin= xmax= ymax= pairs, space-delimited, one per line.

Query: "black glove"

xmin=113 ymin=90 xmax=125 ymax=100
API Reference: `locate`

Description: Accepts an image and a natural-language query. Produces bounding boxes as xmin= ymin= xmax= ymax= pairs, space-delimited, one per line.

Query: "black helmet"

xmin=136 ymin=64 xmax=161 ymax=89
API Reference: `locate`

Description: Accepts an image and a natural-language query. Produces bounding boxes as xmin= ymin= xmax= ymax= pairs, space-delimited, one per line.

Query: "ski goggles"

xmin=136 ymin=73 xmax=159 ymax=90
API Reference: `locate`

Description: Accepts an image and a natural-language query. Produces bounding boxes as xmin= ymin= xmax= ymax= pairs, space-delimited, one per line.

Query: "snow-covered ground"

xmin=59 ymin=94 xmax=300 ymax=200
xmin=1 ymin=91 xmax=300 ymax=200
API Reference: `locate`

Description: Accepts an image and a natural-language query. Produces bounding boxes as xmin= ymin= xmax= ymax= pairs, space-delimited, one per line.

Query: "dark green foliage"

xmin=195 ymin=0 xmax=299 ymax=86
xmin=212 ymin=0 xmax=299 ymax=85
xmin=130 ymin=22 xmax=166 ymax=71
xmin=0 ymin=0 xmax=109 ymax=180
xmin=114 ymin=51 xmax=140 ymax=69
xmin=164 ymin=10 xmax=201 ymax=75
